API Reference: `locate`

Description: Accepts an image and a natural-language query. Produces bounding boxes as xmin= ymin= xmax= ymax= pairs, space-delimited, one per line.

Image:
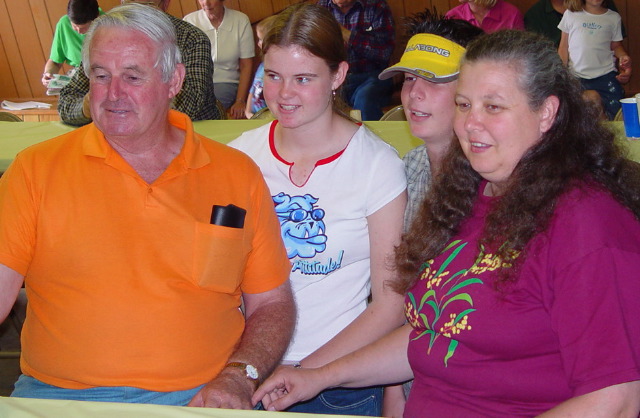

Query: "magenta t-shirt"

xmin=404 ymin=182 xmax=640 ymax=416
xmin=445 ymin=0 xmax=525 ymax=33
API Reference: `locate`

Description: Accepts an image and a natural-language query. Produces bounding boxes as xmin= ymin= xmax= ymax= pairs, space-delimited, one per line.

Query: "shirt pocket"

xmin=192 ymin=222 xmax=247 ymax=292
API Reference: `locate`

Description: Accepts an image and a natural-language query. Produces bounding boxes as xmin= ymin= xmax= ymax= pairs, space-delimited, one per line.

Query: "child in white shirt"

xmin=558 ymin=0 xmax=631 ymax=119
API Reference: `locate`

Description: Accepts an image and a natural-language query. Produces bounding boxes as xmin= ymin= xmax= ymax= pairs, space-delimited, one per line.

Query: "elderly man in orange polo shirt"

xmin=0 ymin=4 xmax=294 ymax=408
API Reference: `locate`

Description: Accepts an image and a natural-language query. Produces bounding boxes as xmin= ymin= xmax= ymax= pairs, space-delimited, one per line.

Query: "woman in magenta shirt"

xmin=445 ymin=0 xmax=524 ymax=33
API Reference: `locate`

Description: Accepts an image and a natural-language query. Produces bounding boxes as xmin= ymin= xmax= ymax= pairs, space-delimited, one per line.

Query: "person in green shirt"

xmin=41 ymin=0 xmax=100 ymax=87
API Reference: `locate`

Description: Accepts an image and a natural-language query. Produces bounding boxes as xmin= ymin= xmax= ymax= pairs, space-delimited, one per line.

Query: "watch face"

xmin=246 ymin=365 xmax=259 ymax=380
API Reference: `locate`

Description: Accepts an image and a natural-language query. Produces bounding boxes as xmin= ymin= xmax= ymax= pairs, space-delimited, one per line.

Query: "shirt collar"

xmin=82 ymin=109 xmax=210 ymax=172
xmin=202 ymin=7 xmax=231 ymax=32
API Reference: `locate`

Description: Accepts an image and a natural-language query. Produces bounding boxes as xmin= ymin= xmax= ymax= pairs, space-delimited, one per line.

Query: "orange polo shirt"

xmin=0 ymin=110 xmax=290 ymax=391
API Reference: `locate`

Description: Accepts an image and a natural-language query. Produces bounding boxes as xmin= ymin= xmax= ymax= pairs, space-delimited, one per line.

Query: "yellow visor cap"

xmin=379 ymin=33 xmax=466 ymax=83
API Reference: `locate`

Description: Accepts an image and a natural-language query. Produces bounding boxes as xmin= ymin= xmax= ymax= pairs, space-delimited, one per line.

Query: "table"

xmin=0 ymin=120 xmax=422 ymax=172
xmin=0 ymin=396 xmax=356 ymax=417
xmin=0 ymin=120 xmax=636 ymax=173
xmin=1 ymin=98 xmax=61 ymax=122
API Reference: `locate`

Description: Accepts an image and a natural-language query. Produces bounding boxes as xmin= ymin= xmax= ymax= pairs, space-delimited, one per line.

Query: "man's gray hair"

xmin=82 ymin=3 xmax=181 ymax=82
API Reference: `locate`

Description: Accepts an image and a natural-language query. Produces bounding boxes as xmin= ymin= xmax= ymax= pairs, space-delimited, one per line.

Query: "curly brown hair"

xmin=394 ymin=30 xmax=640 ymax=294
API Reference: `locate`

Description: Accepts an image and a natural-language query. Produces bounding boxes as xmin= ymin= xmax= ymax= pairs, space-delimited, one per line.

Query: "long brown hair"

xmin=261 ymin=2 xmax=351 ymax=117
xmin=394 ymin=30 xmax=640 ymax=293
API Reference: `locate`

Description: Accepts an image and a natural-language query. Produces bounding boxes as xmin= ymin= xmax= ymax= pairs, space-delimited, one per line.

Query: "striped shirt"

xmin=403 ymin=145 xmax=431 ymax=230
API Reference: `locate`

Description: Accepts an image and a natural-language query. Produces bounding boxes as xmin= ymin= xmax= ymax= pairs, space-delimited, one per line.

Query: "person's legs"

xmin=580 ymin=72 xmax=624 ymax=120
xmin=343 ymin=72 xmax=392 ymax=121
xmin=11 ymin=374 xmax=204 ymax=406
xmin=214 ymin=82 xmax=239 ymax=110
xmin=286 ymin=386 xmax=383 ymax=416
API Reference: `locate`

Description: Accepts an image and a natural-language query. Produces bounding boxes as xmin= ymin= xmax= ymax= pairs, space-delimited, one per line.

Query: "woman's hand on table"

xmin=252 ymin=365 xmax=330 ymax=411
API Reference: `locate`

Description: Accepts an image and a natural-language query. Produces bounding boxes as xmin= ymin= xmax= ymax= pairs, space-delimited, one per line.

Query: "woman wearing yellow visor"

xmin=378 ymin=11 xmax=483 ymax=230
xmin=376 ymin=12 xmax=483 ymax=416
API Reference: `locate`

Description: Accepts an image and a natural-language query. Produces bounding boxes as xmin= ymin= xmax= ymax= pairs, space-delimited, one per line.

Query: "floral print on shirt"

xmin=406 ymin=240 xmax=518 ymax=366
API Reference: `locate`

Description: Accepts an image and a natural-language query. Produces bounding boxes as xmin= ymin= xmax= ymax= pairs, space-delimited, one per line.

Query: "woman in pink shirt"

xmin=445 ymin=0 xmax=524 ymax=33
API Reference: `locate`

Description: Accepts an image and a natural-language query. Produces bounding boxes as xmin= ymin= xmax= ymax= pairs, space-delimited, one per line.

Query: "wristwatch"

xmin=225 ymin=362 xmax=259 ymax=382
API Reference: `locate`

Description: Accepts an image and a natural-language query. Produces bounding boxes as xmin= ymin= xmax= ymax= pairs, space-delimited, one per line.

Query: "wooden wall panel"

xmin=0 ymin=0 xmax=18 ymax=97
xmin=238 ymin=0 xmax=276 ymax=22
xmin=0 ymin=0 xmax=638 ymax=101
xmin=0 ymin=0 xmax=31 ymax=98
xmin=0 ymin=28 xmax=19 ymax=98
xmin=173 ymin=0 xmax=199 ymax=17
xmin=31 ymin=0 xmax=56 ymax=53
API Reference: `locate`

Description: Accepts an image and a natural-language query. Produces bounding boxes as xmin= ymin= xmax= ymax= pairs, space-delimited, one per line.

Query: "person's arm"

xmin=57 ymin=64 xmax=93 ymax=126
xmin=188 ymin=281 xmax=296 ymax=409
xmin=611 ymin=41 xmax=631 ymax=84
xmin=0 ymin=264 xmax=24 ymax=323
xmin=228 ymin=57 xmax=253 ymax=119
xmin=42 ymin=60 xmax=63 ymax=87
xmin=245 ymin=90 xmax=254 ymax=119
xmin=537 ymin=381 xmax=640 ymax=417
xmin=299 ymin=192 xmax=407 ymax=368
xmin=558 ymin=32 xmax=569 ymax=66
xmin=253 ymin=323 xmax=414 ymax=411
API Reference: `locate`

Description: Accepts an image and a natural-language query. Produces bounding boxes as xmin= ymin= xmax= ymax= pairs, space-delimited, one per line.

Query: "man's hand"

xmin=188 ymin=368 xmax=255 ymax=409
xmin=188 ymin=282 xmax=295 ymax=409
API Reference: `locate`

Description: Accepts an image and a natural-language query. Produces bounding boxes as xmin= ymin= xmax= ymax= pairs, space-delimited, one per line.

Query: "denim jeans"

xmin=214 ymin=82 xmax=239 ymax=110
xmin=286 ymin=386 xmax=383 ymax=416
xmin=11 ymin=374 xmax=204 ymax=406
xmin=343 ymin=71 xmax=393 ymax=121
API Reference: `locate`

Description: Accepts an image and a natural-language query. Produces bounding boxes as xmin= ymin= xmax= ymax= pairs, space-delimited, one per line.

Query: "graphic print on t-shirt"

xmin=273 ymin=192 xmax=344 ymax=276
xmin=273 ymin=191 xmax=327 ymax=258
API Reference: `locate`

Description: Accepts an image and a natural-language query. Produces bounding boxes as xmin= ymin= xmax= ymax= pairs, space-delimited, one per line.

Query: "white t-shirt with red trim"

xmin=230 ymin=120 xmax=406 ymax=361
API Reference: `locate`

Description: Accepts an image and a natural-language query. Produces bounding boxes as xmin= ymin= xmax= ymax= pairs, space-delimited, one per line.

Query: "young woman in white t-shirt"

xmin=229 ymin=3 xmax=407 ymax=415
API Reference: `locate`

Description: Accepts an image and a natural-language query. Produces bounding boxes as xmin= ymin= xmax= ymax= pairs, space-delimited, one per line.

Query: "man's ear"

xmin=168 ymin=63 xmax=186 ymax=99
xmin=539 ymin=95 xmax=559 ymax=134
